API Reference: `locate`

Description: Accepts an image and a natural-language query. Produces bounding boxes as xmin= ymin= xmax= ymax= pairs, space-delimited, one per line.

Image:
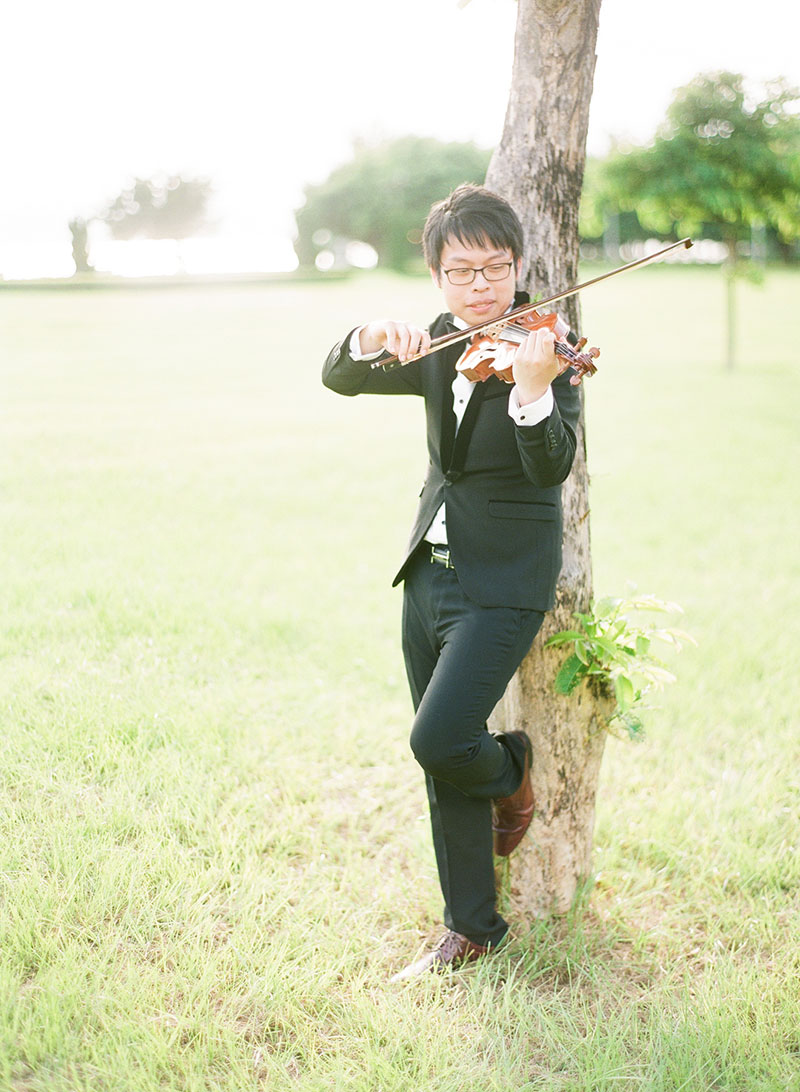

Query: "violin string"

xmin=486 ymin=323 xmax=596 ymax=373
xmin=486 ymin=323 xmax=586 ymax=365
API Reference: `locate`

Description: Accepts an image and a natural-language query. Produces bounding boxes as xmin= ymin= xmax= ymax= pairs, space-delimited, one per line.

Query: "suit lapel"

xmin=447 ymin=381 xmax=486 ymax=479
xmin=482 ymin=375 xmax=513 ymax=400
xmin=437 ymin=331 xmax=461 ymax=472
xmin=435 ymin=315 xmax=513 ymax=475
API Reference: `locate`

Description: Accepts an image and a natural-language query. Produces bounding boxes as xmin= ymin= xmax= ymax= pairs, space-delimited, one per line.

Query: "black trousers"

xmin=401 ymin=547 xmax=544 ymax=947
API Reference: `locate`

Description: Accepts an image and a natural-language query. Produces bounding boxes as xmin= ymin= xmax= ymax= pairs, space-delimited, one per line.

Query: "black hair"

xmin=422 ymin=184 xmax=524 ymax=277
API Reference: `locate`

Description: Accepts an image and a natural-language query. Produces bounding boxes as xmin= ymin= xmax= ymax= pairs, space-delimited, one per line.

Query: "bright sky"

xmin=3 ymin=0 xmax=800 ymax=276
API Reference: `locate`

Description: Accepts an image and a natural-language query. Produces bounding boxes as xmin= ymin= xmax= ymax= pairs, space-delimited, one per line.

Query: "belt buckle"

xmin=430 ymin=545 xmax=454 ymax=570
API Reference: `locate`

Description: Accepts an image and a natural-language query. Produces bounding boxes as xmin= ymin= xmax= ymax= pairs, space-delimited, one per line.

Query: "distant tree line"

xmin=580 ymin=72 xmax=800 ymax=264
xmin=68 ymin=175 xmax=213 ymax=275
xmin=294 ymin=135 xmax=492 ymax=272
xmin=100 ymin=175 xmax=212 ymax=242
xmin=294 ymin=72 xmax=800 ymax=274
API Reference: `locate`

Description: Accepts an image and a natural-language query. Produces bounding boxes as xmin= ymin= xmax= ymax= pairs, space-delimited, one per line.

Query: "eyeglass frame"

xmin=440 ymin=261 xmax=515 ymax=286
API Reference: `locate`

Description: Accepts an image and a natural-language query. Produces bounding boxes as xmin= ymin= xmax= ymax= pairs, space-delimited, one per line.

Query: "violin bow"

xmin=372 ymin=237 xmax=693 ymax=371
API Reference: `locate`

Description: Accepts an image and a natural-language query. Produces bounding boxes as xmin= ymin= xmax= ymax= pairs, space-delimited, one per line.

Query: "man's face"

xmin=432 ymin=236 xmax=519 ymax=326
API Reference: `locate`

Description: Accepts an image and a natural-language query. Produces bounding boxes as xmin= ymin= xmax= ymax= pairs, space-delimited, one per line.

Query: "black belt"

xmin=429 ymin=544 xmax=455 ymax=570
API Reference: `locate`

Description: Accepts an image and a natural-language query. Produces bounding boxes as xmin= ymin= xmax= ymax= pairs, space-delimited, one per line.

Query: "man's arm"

xmin=500 ymin=325 xmax=579 ymax=487
xmin=512 ymin=367 xmax=580 ymax=488
xmin=322 ymin=321 xmax=432 ymax=397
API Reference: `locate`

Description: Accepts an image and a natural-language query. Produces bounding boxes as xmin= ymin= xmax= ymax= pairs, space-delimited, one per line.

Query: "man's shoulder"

xmin=428 ymin=311 xmax=454 ymax=338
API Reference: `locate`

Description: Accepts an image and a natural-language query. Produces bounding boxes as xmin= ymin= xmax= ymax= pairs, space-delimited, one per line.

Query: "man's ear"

xmin=430 ymin=266 xmax=441 ymax=288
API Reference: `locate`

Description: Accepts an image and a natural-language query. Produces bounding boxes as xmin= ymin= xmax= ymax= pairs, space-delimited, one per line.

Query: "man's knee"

xmin=409 ymin=716 xmax=479 ymax=780
xmin=409 ymin=721 xmax=446 ymax=777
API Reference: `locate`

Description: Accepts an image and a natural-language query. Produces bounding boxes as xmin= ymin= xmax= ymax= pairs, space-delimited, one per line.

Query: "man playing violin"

xmin=322 ymin=184 xmax=581 ymax=980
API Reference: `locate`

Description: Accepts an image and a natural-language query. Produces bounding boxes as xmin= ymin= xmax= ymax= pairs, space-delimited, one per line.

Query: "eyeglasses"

xmin=441 ymin=261 xmax=514 ymax=286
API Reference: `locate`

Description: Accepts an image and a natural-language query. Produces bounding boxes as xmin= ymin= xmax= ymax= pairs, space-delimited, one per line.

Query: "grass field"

xmin=1 ymin=265 xmax=799 ymax=1091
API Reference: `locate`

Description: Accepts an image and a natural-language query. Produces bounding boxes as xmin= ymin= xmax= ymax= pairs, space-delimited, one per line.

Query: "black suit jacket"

xmin=322 ymin=294 xmax=581 ymax=611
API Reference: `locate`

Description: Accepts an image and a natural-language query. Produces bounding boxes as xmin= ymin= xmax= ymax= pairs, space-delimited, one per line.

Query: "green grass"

xmin=1 ymin=266 xmax=799 ymax=1090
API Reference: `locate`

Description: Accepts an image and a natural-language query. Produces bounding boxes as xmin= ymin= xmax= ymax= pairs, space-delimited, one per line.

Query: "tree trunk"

xmin=486 ymin=0 xmax=609 ymax=915
xmin=723 ymin=240 xmax=737 ymax=371
xmin=725 ymin=266 xmax=736 ymax=371
xmin=69 ymin=218 xmax=94 ymax=275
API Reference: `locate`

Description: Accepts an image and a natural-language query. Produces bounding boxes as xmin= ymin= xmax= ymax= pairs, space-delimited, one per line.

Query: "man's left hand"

xmin=512 ymin=328 xmax=566 ymax=406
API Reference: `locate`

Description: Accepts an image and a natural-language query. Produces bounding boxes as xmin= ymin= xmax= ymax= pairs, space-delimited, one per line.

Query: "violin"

xmin=371 ymin=238 xmax=693 ymax=378
xmin=455 ymin=308 xmax=599 ymax=386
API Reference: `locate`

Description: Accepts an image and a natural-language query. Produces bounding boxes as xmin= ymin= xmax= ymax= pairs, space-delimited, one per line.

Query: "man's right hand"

xmin=359 ymin=320 xmax=432 ymax=363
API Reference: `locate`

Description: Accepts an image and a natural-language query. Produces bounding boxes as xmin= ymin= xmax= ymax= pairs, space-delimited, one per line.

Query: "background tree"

xmin=578 ymin=159 xmax=653 ymax=260
xmin=294 ymin=136 xmax=491 ymax=271
xmin=101 ymin=175 xmax=212 ymax=244
xmin=600 ymin=72 xmax=800 ymax=368
xmin=68 ymin=217 xmax=93 ymax=274
xmin=485 ymin=0 xmax=608 ymax=915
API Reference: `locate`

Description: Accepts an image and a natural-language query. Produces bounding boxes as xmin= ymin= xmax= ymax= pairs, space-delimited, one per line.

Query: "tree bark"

xmin=486 ymin=0 xmax=609 ymax=915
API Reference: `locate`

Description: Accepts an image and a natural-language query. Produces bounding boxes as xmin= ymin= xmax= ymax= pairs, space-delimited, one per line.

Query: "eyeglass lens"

xmin=445 ymin=263 xmax=512 ymax=285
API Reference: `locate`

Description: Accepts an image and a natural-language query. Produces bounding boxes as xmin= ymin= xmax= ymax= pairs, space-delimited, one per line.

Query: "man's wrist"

xmin=516 ymin=384 xmax=550 ymax=407
xmin=508 ymin=384 xmax=554 ymax=426
xmin=349 ymin=326 xmax=383 ymax=361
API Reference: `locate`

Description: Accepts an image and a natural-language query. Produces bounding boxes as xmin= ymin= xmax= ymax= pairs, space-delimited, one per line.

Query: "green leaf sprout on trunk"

xmin=545 ymin=594 xmax=695 ymax=740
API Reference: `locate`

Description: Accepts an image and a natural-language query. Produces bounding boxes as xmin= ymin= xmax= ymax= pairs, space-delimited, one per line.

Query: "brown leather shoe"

xmin=492 ymin=730 xmax=534 ymax=857
xmin=389 ymin=930 xmax=489 ymax=982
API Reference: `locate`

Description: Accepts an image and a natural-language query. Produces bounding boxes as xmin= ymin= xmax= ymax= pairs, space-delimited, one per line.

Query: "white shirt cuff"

xmin=508 ymin=385 xmax=554 ymax=426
